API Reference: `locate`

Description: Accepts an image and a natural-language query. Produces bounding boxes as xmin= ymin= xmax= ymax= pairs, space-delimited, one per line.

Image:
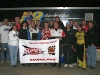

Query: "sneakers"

xmin=90 ymin=66 xmax=96 ymax=69
xmin=7 ymin=60 xmax=10 ymax=63
xmin=64 ymin=64 xmax=73 ymax=67
xmin=69 ymin=64 xmax=73 ymax=67
xmin=64 ymin=64 xmax=68 ymax=67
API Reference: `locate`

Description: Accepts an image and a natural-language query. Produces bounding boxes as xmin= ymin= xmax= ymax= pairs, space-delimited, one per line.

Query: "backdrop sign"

xmin=19 ymin=10 xmax=85 ymax=25
xmin=19 ymin=39 xmax=59 ymax=63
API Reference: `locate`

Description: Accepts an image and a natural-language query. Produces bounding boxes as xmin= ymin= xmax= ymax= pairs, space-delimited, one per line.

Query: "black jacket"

xmin=86 ymin=27 xmax=98 ymax=46
xmin=63 ymin=29 xmax=76 ymax=46
xmin=19 ymin=27 xmax=28 ymax=40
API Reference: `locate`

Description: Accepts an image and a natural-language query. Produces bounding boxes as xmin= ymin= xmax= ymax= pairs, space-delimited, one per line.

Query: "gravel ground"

xmin=0 ymin=62 xmax=100 ymax=75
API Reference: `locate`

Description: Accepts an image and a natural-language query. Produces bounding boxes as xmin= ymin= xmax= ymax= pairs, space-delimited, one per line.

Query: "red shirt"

xmin=41 ymin=28 xmax=51 ymax=40
xmin=82 ymin=25 xmax=89 ymax=32
xmin=16 ymin=23 xmax=21 ymax=31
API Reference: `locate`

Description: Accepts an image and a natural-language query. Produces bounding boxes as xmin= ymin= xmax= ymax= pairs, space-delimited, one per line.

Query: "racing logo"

xmin=22 ymin=45 xmax=45 ymax=56
xmin=48 ymin=46 xmax=55 ymax=55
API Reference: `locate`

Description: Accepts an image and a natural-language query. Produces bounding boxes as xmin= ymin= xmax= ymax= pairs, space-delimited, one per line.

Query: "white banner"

xmin=19 ymin=39 xmax=59 ymax=63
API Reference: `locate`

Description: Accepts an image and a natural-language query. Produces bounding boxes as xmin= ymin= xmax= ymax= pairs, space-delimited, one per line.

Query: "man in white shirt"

xmin=0 ymin=18 xmax=10 ymax=63
xmin=49 ymin=21 xmax=65 ymax=68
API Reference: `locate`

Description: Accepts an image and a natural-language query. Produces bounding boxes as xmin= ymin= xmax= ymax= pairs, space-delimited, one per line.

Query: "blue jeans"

xmin=1 ymin=43 xmax=9 ymax=61
xmin=9 ymin=45 xmax=18 ymax=66
xmin=87 ymin=46 xmax=96 ymax=68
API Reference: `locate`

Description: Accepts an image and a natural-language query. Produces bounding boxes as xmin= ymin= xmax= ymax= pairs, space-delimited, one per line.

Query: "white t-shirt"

xmin=8 ymin=30 xmax=19 ymax=46
xmin=0 ymin=25 xmax=10 ymax=43
xmin=29 ymin=27 xmax=38 ymax=39
xmin=50 ymin=28 xmax=64 ymax=37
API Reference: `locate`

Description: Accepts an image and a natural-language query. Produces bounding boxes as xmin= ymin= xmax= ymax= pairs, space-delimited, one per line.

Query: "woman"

xmin=19 ymin=21 xmax=31 ymax=67
xmin=75 ymin=24 xmax=86 ymax=70
xmin=19 ymin=21 xmax=29 ymax=40
xmin=8 ymin=24 xmax=19 ymax=67
xmin=41 ymin=21 xmax=51 ymax=40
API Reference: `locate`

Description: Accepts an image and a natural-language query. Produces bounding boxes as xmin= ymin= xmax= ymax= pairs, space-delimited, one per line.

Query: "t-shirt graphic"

xmin=4 ymin=28 xmax=10 ymax=31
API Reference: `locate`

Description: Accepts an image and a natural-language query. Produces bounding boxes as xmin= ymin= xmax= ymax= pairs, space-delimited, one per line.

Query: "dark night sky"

xmin=0 ymin=0 xmax=100 ymax=8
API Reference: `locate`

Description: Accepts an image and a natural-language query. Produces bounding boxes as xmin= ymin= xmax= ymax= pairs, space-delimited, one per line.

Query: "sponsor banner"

xmin=19 ymin=39 xmax=59 ymax=63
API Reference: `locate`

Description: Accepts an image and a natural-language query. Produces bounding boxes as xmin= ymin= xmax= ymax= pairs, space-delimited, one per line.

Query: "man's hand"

xmin=62 ymin=44 xmax=63 ymax=47
xmin=59 ymin=37 xmax=62 ymax=40
xmin=85 ymin=48 xmax=87 ymax=51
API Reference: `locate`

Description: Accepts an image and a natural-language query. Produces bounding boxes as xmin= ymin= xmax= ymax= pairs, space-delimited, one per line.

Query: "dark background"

xmin=0 ymin=0 xmax=100 ymax=7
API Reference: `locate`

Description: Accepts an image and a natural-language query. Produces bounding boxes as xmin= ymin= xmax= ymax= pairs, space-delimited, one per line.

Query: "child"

xmin=75 ymin=24 xmax=86 ymax=70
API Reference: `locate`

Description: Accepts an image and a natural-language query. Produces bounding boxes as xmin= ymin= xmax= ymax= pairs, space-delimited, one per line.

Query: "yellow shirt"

xmin=75 ymin=31 xmax=85 ymax=44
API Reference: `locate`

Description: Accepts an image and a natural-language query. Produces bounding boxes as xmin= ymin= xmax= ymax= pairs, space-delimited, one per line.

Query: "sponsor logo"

xmin=4 ymin=28 xmax=10 ymax=31
xmin=48 ymin=46 xmax=55 ymax=55
xmin=22 ymin=45 xmax=45 ymax=56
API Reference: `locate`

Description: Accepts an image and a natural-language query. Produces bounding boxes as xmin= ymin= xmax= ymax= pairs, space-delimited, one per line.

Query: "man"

xmin=49 ymin=19 xmax=54 ymax=28
xmin=15 ymin=16 xmax=21 ymax=31
xmin=27 ymin=19 xmax=31 ymax=28
xmin=15 ymin=17 xmax=21 ymax=62
xmin=63 ymin=22 xmax=75 ymax=68
xmin=36 ymin=20 xmax=42 ymax=32
xmin=49 ymin=21 xmax=65 ymax=68
xmin=69 ymin=19 xmax=74 ymax=29
xmin=0 ymin=18 xmax=10 ymax=63
xmin=82 ymin=20 xmax=89 ymax=49
xmin=82 ymin=20 xmax=89 ymax=32
xmin=24 ymin=11 xmax=33 ymax=21
xmin=71 ymin=20 xmax=79 ymax=66
xmin=86 ymin=21 xmax=98 ymax=69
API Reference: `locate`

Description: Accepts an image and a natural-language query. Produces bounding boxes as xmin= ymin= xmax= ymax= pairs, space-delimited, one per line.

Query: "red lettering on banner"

xmin=29 ymin=40 xmax=57 ymax=44
xmin=29 ymin=58 xmax=56 ymax=61
xmin=30 ymin=59 xmax=32 ymax=61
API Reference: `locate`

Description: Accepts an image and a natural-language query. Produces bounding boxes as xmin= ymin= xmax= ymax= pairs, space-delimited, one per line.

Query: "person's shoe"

xmin=7 ymin=60 xmax=10 ymax=63
xmin=12 ymin=65 xmax=17 ymax=67
xmin=1 ymin=61 xmax=3 ymax=63
xmin=90 ymin=66 xmax=96 ymax=69
xmin=87 ymin=65 xmax=90 ymax=67
xmin=35 ymin=64 xmax=38 ymax=66
xmin=28 ymin=64 xmax=31 ymax=67
xmin=69 ymin=64 xmax=73 ymax=67
xmin=77 ymin=66 xmax=81 ymax=68
xmin=58 ymin=65 xmax=61 ymax=68
xmin=64 ymin=64 xmax=68 ymax=67
xmin=52 ymin=64 xmax=56 ymax=67
xmin=22 ymin=64 xmax=26 ymax=66
xmin=82 ymin=68 xmax=86 ymax=70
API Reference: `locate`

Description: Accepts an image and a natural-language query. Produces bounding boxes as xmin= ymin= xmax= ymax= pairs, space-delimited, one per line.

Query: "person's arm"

xmin=38 ymin=30 xmax=42 ymax=40
xmin=0 ymin=27 xmax=2 ymax=34
xmin=27 ymin=29 xmax=31 ymax=40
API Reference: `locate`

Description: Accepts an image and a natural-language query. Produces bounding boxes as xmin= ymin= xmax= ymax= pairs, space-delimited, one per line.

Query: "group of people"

xmin=0 ymin=14 xmax=98 ymax=70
